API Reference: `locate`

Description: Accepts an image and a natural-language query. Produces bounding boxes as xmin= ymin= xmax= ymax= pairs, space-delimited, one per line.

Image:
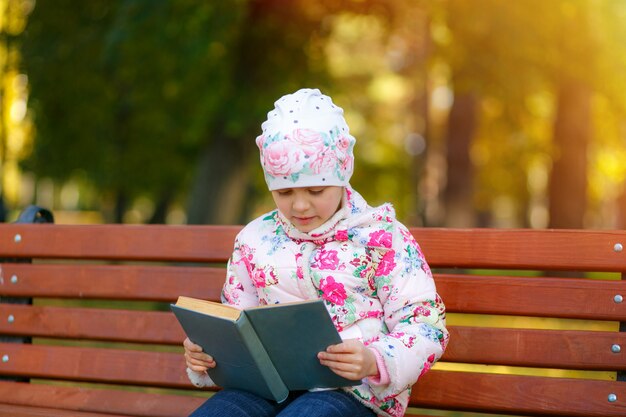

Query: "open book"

xmin=170 ymin=296 xmax=358 ymax=402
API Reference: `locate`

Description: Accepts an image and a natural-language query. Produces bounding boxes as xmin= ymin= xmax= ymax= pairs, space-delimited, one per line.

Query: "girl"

xmin=184 ymin=88 xmax=448 ymax=417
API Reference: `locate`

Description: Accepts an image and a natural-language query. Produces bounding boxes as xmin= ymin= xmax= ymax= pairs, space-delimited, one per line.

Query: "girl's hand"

xmin=317 ymin=339 xmax=378 ymax=381
xmin=183 ymin=337 xmax=216 ymax=373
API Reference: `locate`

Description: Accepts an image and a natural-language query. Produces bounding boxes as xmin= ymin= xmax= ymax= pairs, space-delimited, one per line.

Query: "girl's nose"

xmin=292 ymin=196 xmax=310 ymax=212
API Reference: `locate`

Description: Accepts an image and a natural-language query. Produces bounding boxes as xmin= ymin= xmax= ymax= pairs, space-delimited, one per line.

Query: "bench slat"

xmin=0 ymin=264 xmax=224 ymax=302
xmin=0 ymin=224 xmax=238 ymax=262
xmin=3 ymin=225 xmax=626 ymax=271
xmin=0 ymin=403 xmax=137 ymax=417
xmin=438 ymin=274 xmax=626 ymax=320
xmin=1 ymin=305 xmax=624 ymax=371
xmin=0 ymin=343 xmax=189 ymax=388
xmin=0 ymin=381 xmax=203 ymax=417
xmin=445 ymin=326 xmax=626 ymax=370
xmin=0 ymin=305 xmax=185 ymax=344
xmin=415 ymin=228 xmax=626 ymax=271
xmin=2 ymin=264 xmax=625 ymax=320
xmin=413 ymin=370 xmax=626 ymax=417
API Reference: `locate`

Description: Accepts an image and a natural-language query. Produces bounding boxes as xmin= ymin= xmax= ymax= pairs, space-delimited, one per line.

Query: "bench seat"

xmin=0 ymin=223 xmax=624 ymax=416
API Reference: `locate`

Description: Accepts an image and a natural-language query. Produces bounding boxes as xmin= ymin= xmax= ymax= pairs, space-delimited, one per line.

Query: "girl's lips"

xmin=294 ymin=216 xmax=315 ymax=224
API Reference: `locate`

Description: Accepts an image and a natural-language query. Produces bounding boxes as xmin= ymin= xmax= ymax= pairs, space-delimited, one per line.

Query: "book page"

xmin=175 ymin=296 xmax=241 ymax=321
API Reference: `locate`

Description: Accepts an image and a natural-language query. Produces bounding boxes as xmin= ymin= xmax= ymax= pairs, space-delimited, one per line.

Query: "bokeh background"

xmin=1 ymin=0 xmax=626 ymax=228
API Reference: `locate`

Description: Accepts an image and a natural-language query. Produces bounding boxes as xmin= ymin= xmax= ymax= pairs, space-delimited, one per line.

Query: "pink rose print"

xmin=319 ymin=276 xmax=347 ymax=306
xmin=295 ymin=253 xmax=304 ymax=280
xmin=335 ymin=229 xmax=348 ymax=242
xmin=335 ymin=134 xmax=351 ymax=152
xmin=375 ymin=250 xmax=396 ymax=277
xmin=368 ymin=230 xmax=393 ymax=249
xmin=288 ymin=129 xmax=325 ymax=156
xmin=359 ymin=310 xmax=383 ymax=320
xmin=233 ymin=244 xmax=255 ymax=276
xmin=414 ymin=305 xmax=431 ymax=318
xmin=314 ymin=249 xmax=340 ymax=270
xmin=262 ymin=140 xmax=305 ymax=177
xmin=251 ymin=266 xmax=278 ymax=288
xmin=310 ymin=147 xmax=337 ymax=174
xmin=419 ymin=354 xmax=437 ymax=377
xmin=345 ymin=187 xmax=353 ymax=202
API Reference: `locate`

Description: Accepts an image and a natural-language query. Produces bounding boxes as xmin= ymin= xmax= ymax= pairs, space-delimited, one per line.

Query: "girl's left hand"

xmin=317 ymin=339 xmax=378 ymax=381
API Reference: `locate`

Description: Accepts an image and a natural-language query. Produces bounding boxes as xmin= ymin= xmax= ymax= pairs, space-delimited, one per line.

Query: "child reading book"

xmin=183 ymin=88 xmax=448 ymax=417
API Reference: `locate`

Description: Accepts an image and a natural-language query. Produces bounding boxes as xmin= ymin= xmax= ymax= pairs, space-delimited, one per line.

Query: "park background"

xmin=0 ymin=2 xmax=624 ymax=415
xmin=1 ymin=0 xmax=626 ymax=229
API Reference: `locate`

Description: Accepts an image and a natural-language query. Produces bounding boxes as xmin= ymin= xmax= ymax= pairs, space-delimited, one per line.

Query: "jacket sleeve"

xmin=221 ymin=233 xmax=260 ymax=309
xmin=367 ymin=223 xmax=448 ymax=399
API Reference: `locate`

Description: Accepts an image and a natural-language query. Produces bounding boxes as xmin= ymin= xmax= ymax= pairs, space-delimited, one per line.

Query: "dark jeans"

xmin=189 ymin=389 xmax=377 ymax=417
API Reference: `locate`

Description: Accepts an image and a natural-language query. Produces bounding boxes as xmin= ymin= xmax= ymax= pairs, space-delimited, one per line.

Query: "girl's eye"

xmin=309 ymin=189 xmax=324 ymax=195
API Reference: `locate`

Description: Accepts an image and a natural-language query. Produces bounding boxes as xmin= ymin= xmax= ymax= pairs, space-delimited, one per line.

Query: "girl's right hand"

xmin=183 ymin=337 xmax=216 ymax=372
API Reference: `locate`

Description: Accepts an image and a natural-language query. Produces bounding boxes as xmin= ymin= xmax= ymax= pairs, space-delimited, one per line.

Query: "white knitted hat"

xmin=255 ymin=88 xmax=356 ymax=191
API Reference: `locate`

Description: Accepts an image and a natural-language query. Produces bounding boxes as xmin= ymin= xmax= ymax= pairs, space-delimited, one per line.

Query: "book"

xmin=170 ymin=296 xmax=358 ymax=402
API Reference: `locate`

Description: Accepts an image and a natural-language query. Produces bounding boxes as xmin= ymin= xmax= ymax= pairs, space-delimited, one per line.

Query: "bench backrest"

xmin=0 ymin=224 xmax=624 ymax=416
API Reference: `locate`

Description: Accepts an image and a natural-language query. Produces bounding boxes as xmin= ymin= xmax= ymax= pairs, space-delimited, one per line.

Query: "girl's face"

xmin=271 ymin=186 xmax=344 ymax=233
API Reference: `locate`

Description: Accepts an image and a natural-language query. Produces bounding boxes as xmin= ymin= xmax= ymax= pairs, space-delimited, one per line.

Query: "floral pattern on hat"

xmin=257 ymin=127 xmax=355 ymax=189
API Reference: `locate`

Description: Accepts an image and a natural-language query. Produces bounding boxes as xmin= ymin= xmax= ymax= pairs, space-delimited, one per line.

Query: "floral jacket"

xmin=188 ymin=187 xmax=448 ymax=416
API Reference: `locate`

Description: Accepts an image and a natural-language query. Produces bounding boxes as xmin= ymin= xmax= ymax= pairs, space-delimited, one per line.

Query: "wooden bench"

xmin=0 ymin=209 xmax=624 ymax=416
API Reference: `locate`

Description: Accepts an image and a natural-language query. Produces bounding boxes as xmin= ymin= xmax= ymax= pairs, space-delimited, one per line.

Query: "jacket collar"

xmin=276 ymin=185 xmax=396 ymax=247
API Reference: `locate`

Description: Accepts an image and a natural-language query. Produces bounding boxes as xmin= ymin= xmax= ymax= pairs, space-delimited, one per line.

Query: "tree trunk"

xmin=616 ymin=181 xmax=626 ymax=229
xmin=114 ymin=191 xmax=129 ymax=224
xmin=148 ymin=191 xmax=173 ymax=224
xmin=186 ymin=135 xmax=250 ymax=225
xmin=443 ymin=92 xmax=478 ymax=227
xmin=548 ymin=81 xmax=591 ymax=229
xmin=409 ymin=11 xmax=431 ymax=227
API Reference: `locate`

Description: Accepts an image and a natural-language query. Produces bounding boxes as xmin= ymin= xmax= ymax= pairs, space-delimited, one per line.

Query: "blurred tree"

xmin=0 ymin=0 xmax=31 ymax=220
xmin=435 ymin=0 xmax=553 ymax=227
xmin=547 ymin=1 xmax=594 ymax=229
xmin=21 ymin=1 xmax=245 ymax=222
xmin=185 ymin=0 xmax=333 ymax=224
xmin=432 ymin=0 xmax=626 ymax=229
xmin=21 ymin=0 xmax=333 ymax=223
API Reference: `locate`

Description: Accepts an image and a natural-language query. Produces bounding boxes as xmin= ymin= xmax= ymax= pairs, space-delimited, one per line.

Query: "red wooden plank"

xmin=0 ymin=224 xmax=240 ymax=262
xmin=0 ymin=343 xmax=190 ymax=388
xmin=411 ymin=370 xmax=626 ymax=416
xmin=413 ymin=228 xmax=626 ymax=271
xmin=0 ymin=382 xmax=204 ymax=417
xmin=437 ymin=274 xmax=626 ymax=320
xmin=444 ymin=326 xmax=626 ymax=370
xmin=2 ymin=225 xmax=626 ymax=271
xmin=0 ymin=305 xmax=185 ymax=344
xmin=2 ymin=263 xmax=624 ymax=321
xmin=0 ymin=264 xmax=224 ymax=302
xmin=0 ymin=403 xmax=136 ymax=417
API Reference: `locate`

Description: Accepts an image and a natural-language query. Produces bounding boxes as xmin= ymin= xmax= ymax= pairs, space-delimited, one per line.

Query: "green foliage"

xmin=21 ymin=0 xmax=335 ymax=222
xmin=22 ymin=0 xmax=244 ymax=200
